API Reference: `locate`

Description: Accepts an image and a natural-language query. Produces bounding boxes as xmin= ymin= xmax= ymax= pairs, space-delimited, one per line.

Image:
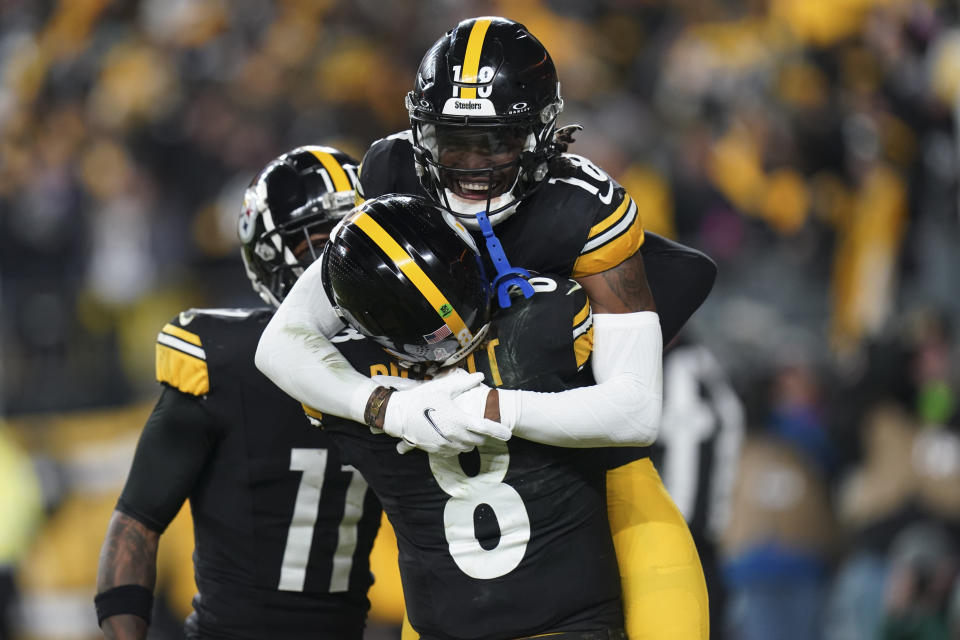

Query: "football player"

xmin=312 ymin=193 xmax=639 ymax=638
xmin=255 ymin=17 xmax=712 ymax=638
xmin=256 ymin=15 xmax=715 ymax=461
xmin=95 ymin=147 xmax=384 ymax=640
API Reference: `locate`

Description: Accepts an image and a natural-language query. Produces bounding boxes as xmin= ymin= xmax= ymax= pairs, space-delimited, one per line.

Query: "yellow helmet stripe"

xmin=460 ymin=18 xmax=492 ymax=100
xmin=352 ymin=212 xmax=471 ymax=344
xmin=309 ymin=149 xmax=353 ymax=192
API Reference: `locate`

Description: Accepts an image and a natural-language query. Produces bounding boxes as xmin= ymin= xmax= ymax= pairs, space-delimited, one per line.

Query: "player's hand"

xmin=368 ymin=375 xmax=421 ymax=435
xmin=371 ymin=375 xmax=420 ymax=391
xmin=450 ymin=381 xmax=496 ymax=419
xmin=382 ymin=369 xmax=511 ymax=456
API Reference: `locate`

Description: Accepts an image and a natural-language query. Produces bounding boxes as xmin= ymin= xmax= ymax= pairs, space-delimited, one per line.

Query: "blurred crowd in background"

xmin=1 ymin=0 xmax=959 ymax=638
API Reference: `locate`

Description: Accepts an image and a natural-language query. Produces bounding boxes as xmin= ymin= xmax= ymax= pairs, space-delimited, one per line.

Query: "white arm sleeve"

xmin=496 ymin=311 xmax=663 ymax=447
xmin=255 ymin=259 xmax=379 ymax=423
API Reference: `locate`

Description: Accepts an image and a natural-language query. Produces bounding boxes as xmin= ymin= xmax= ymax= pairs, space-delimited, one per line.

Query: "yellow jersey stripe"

xmin=572 ymin=197 xmax=645 ymax=277
xmin=572 ymin=227 xmax=645 ymax=277
xmin=302 ymin=404 xmax=323 ymax=421
xmin=573 ymin=300 xmax=593 ymax=369
xmin=161 ymin=323 xmax=202 ymax=347
xmin=353 ymin=212 xmax=471 ymax=345
xmin=573 ymin=300 xmax=590 ymax=328
xmin=574 ymin=327 xmax=593 ymax=369
xmin=309 ymin=149 xmax=352 ymax=192
xmin=460 ymin=18 xmax=491 ymax=100
xmin=588 ymin=194 xmax=632 ymax=239
xmin=156 ymin=344 xmax=210 ymax=395
xmin=484 ymin=338 xmax=503 ymax=387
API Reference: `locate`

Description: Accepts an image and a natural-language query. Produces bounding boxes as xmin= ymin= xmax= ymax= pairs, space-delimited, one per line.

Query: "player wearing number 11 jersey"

xmin=95 ymin=147 xmax=383 ymax=639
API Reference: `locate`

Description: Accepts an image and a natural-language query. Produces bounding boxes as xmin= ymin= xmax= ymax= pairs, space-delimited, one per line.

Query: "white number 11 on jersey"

xmin=278 ymin=448 xmax=368 ymax=592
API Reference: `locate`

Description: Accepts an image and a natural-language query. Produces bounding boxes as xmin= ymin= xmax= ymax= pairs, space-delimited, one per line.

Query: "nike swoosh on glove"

xmin=382 ymin=369 xmax=511 ymax=456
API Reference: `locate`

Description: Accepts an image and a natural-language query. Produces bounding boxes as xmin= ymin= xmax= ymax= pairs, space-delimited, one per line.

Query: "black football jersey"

xmin=358 ymin=131 xmax=641 ymax=277
xmin=116 ymin=308 xmax=382 ymax=639
xmin=322 ymin=275 xmax=624 ymax=640
xmin=357 ymin=130 xmax=717 ymax=345
xmin=357 ymin=131 xmax=716 ymax=345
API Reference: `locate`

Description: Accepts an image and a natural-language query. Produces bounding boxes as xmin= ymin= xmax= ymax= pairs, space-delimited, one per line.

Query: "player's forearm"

xmin=255 ymin=261 xmax=379 ymax=423
xmin=100 ymin=615 xmax=148 ymax=640
xmin=497 ymin=375 xmax=661 ymax=446
xmin=497 ymin=311 xmax=663 ymax=447
xmin=97 ymin=512 xmax=158 ymax=595
xmin=96 ymin=511 xmax=159 ymax=640
xmin=256 ymin=321 xmax=379 ymax=423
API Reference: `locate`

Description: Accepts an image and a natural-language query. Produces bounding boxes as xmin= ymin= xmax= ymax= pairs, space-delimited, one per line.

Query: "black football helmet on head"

xmin=406 ymin=16 xmax=565 ymax=226
xmin=239 ymin=145 xmax=358 ymax=307
xmin=321 ymin=194 xmax=492 ymax=369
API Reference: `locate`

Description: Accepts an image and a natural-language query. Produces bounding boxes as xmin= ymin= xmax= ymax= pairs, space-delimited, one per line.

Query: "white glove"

xmin=368 ymin=375 xmax=422 ymax=435
xmin=449 ymin=381 xmax=500 ymax=423
xmin=381 ymin=370 xmax=511 ymax=456
xmin=371 ymin=375 xmax=421 ymax=391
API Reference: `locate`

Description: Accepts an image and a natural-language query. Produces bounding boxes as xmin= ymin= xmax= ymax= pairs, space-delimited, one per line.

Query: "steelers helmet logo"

xmin=238 ymin=188 xmax=260 ymax=244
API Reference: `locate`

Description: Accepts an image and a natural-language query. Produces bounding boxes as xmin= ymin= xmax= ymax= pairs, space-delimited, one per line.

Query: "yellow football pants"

xmin=606 ymin=457 xmax=709 ymax=639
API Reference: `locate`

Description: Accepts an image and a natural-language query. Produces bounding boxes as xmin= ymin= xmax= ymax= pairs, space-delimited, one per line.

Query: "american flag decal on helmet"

xmin=424 ymin=324 xmax=453 ymax=344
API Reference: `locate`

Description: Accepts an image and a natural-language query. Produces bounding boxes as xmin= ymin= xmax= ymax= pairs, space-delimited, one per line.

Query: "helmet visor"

xmin=423 ymin=124 xmax=531 ymax=201
xmin=284 ymin=218 xmax=339 ymax=266
xmin=278 ymin=192 xmax=355 ymax=266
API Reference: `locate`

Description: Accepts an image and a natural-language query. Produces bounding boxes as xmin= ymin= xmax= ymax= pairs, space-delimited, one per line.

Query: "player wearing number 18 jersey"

xmin=350 ymin=19 xmax=714 ymax=637
xmin=357 ymin=129 xmax=712 ymax=349
xmin=357 ymin=18 xmax=715 ymax=344
xmin=96 ymin=147 xmax=383 ymax=639
xmin=310 ymin=195 xmax=628 ymax=639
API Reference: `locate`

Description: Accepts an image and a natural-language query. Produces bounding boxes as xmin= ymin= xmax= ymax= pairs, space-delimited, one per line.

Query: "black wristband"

xmin=94 ymin=585 xmax=154 ymax=626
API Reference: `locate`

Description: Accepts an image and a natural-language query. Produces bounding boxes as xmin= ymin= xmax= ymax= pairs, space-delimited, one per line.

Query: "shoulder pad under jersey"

xmin=357 ymin=130 xmax=423 ymax=204
xmin=155 ymin=308 xmax=267 ymax=396
xmin=545 ymin=155 xmax=645 ymax=278
xmin=497 ymin=274 xmax=594 ymax=373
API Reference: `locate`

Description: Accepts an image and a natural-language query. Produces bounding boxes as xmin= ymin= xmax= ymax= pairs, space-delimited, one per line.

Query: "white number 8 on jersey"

xmin=428 ymin=440 xmax=531 ymax=579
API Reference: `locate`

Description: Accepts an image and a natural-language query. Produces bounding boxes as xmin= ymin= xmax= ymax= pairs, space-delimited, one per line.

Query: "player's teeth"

xmin=460 ymin=181 xmax=488 ymax=192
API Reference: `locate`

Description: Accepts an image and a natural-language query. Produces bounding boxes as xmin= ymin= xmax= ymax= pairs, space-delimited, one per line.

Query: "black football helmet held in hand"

xmin=406 ymin=16 xmax=565 ymax=226
xmin=239 ymin=146 xmax=358 ymax=306
xmin=321 ymin=194 xmax=492 ymax=368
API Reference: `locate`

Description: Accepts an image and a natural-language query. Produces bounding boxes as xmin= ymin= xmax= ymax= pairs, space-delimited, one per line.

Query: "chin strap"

xmin=473 ymin=206 xmax=533 ymax=308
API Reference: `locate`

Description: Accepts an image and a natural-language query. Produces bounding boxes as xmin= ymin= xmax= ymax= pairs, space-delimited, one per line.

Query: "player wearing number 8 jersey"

xmin=354 ymin=18 xmax=713 ymax=638
xmin=95 ymin=147 xmax=384 ymax=639
xmin=256 ymin=16 xmax=716 ymax=468
xmin=313 ymin=195 xmax=630 ymax=638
